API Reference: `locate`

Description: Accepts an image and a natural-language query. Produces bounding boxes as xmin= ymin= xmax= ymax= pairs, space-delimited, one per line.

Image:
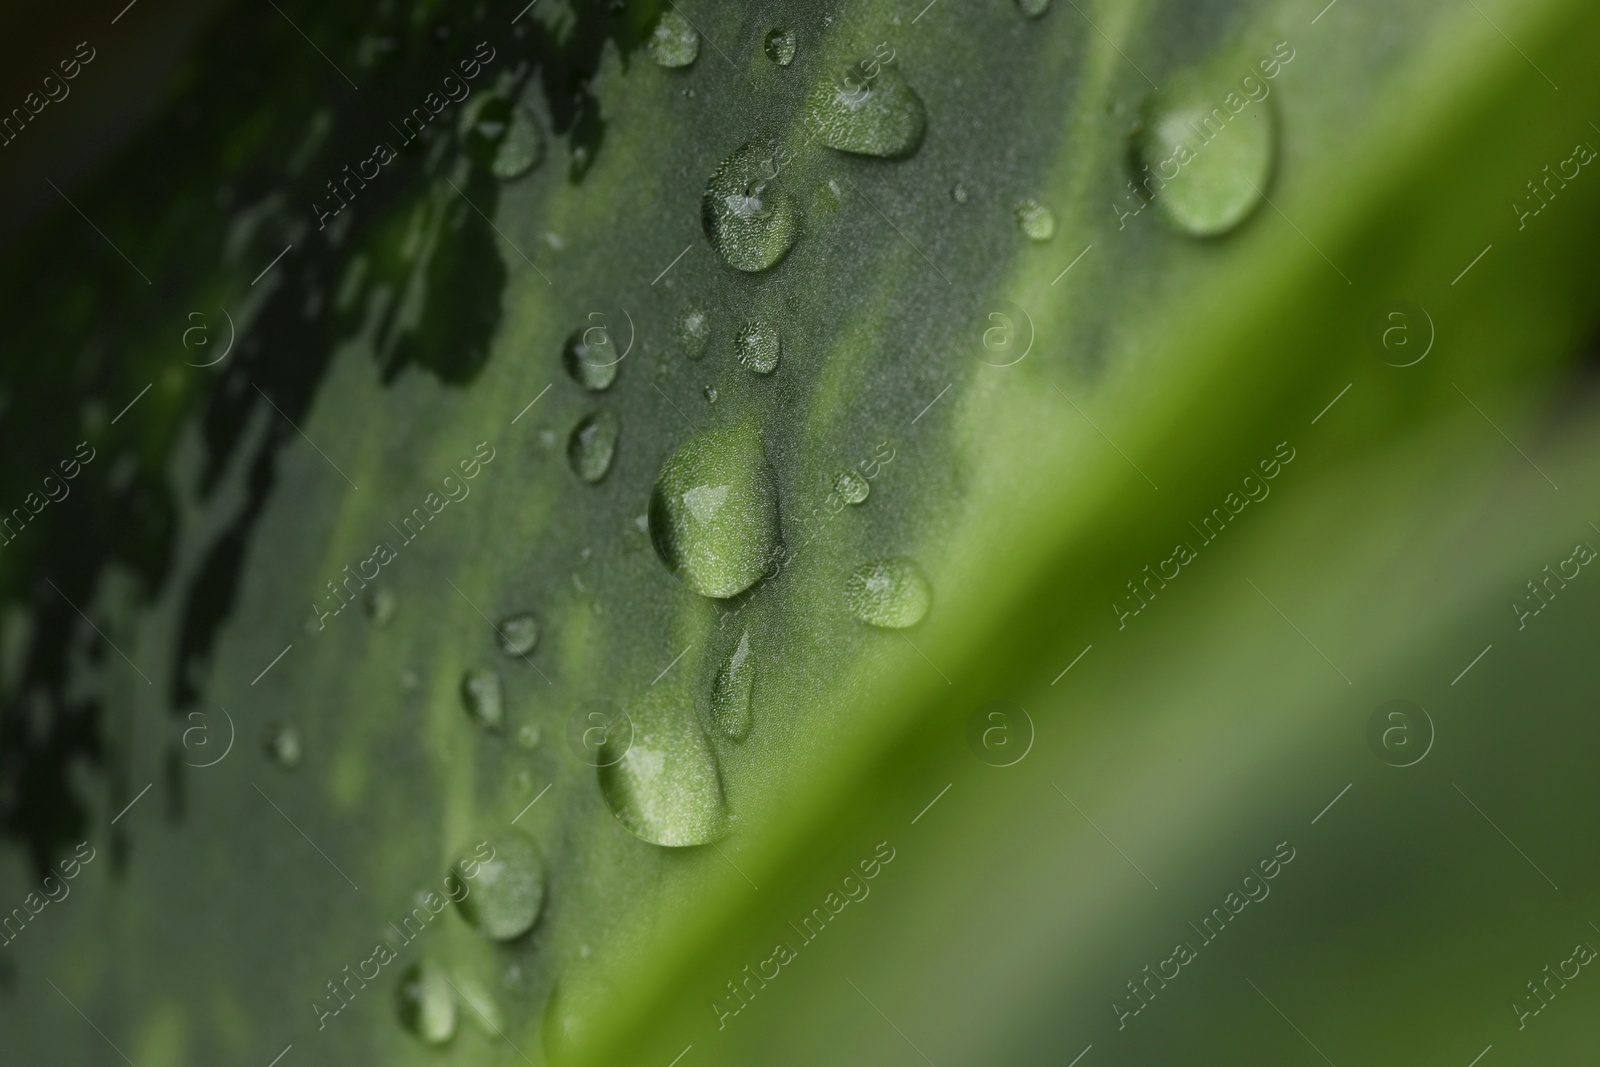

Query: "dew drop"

xmin=950 ymin=181 xmax=969 ymax=205
xmin=516 ymin=723 xmax=542 ymax=750
xmin=1133 ymin=74 xmax=1276 ymax=236
xmin=805 ymin=61 xmax=926 ymax=158
xmin=568 ymin=411 xmax=620 ymax=483
xmin=649 ymin=420 xmax=782 ymax=598
xmin=461 ymin=668 xmax=504 ymax=730
xmin=764 ymin=28 xmax=796 ymax=66
xmin=491 ymin=106 xmax=545 ymax=180
xmin=676 ymin=302 xmax=712 ymax=360
xmin=598 ymin=703 xmax=729 ymax=846
xmin=648 ymin=9 xmax=700 ymax=68
xmin=461 ymin=95 xmax=544 ymax=180
xmin=833 ymin=469 xmax=870 ymax=504
xmin=845 ymin=558 xmax=931 ymax=628
xmin=1016 ymin=0 xmax=1051 ymax=16
xmin=396 ymin=961 xmax=457 ymax=1045
xmin=708 ymin=630 xmax=755 ymax=740
xmin=702 ymin=142 xmax=803 ymax=272
xmin=498 ymin=613 xmax=539 ymax=657
xmin=1015 ymin=199 xmax=1056 ymax=242
xmin=451 ymin=832 xmax=545 ymax=940
xmin=265 ymin=721 xmax=303 ymax=769
xmin=734 ymin=320 xmax=780 ymax=375
xmin=703 ymin=386 xmax=719 ymax=403
xmin=563 ymin=328 xmax=619 ymax=391
xmin=365 ymin=587 xmax=397 ymax=625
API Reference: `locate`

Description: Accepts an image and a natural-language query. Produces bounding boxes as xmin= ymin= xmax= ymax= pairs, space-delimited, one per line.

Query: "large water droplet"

xmin=1133 ymin=74 xmax=1276 ymax=237
xmin=649 ymin=421 xmax=782 ymax=598
xmin=734 ymin=320 xmax=780 ymax=375
xmin=676 ymin=303 xmax=712 ymax=359
xmin=452 ymin=832 xmax=545 ymax=940
xmin=568 ymin=411 xmax=619 ymax=483
xmin=648 ymin=10 xmax=700 ymax=68
xmin=563 ymin=328 xmax=619 ymax=391
xmin=709 ymin=630 xmax=755 ymax=740
xmin=1015 ymin=199 xmax=1056 ymax=241
xmin=702 ymin=142 xmax=803 ymax=272
xmin=397 ymin=961 xmax=458 ymax=1044
xmin=498 ymin=613 xmax=539 ymax=656
xmin=845 ymin=558 xmax=931 ymax=628
xmin=833 ymin=469 xmax=870 ymax=504
xmin=764 ymin=28 xmax=796 ymax=66
xmin=805 ymin=61 xmax=926 ymax=158
xmin=462 ymin=668 xmax=504 ymax=730
xmin=598 ymin=702 xmax=729 ymax=845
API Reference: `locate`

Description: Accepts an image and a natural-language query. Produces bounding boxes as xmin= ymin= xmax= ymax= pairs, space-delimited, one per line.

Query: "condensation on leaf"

xmin=805 ymin=61 xmax=926 ymax=158
xmin=709 ymin=630 xmax=755 ymax=740
xmin=845 ymin=557 xmax=932 ymax=628
xmin=568 ymin=410 xmax=620 ymax=483
xmin=451 ymin=832 xmax=545 ymax=940
xmin=702 ymin=142 xmax=803 ymax=272
xmin=734 ymin=320 xmax=781 ymax=375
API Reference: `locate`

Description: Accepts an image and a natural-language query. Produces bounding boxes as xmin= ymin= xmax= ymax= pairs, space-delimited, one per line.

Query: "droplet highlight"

xmin=764 ymin=28 xmax=796 ymax=66
xmin=833 ymin=469 xmax=870 ymax=504
xmin=845 ymin=558 xmax=931 ymax=628
xmin=702 ymin=142 xmax=803 ymax=272
xmin=649 ymin=420 xmax=782 ymax=598
xmin=1015 ymin=199 xmax=1056 ymax=242
xmin=461 ymin=668 xmax=504 ymax=730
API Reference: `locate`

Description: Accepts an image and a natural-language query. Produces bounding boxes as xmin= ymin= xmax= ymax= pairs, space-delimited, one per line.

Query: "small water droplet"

xmin=452 ymin=834 xmax=545 ymax=940
xmin=365 ymin=587 xmax=398 ymax=625
xmin=598 ymin=705 xmax=729 ymax=846
xmin=1015 ymin=199 xmax=1056 ymax=241
xmin=563 ymin=328 xmax=619 ymax=391
xmin=676 ymin=303 xmax=712 ymax=359
xmin=397 ymin=961 xmax=458 ymax=1044
xmin=453 ymin=971 xmax=505 ymax=1034
xmin=1016 ymin=0 xmax=1051 ymax=16
xmin=265 ymin=722 xmax=302 ymax=769
xmin=492 ymin=106 xmax=545 ymax=180
xmin=702 ymin=142 xmax=803 ymax=272
xmin=498 ymin=613 xmax=539 ymax=657
xmin=734 ymin=320 xmax=780 ymax=375
xmin=764 ymin=28 xmax=796 ymax=66
xmin=649 ymin=420 xmax=783 ymax=598
xmin=648 ymin=9 xmax=700 ymax=68
xmin=461 ymin=668 xmax=505 ymax=730
xmin=806 ymin=61 xmax=926 ymax=158
xmin=708 ymin=630 xmax=754 ymax=740
xmin=950 ymin=181 xmax=969 ymax=205
xmin=517 ymin=723 xmax=542 ymax=750
xmin=833 ymin=469 xmax=870 ymax=504
xmin=703 ymin=386 xmax=719 ymax=403
xmin=568 ymin=411 xmax=620 ymax=483
xmin=845 ymin=558 xmax=931 ymax=628
xmin=1133 ymin=73 xmax=1276 ymax=236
